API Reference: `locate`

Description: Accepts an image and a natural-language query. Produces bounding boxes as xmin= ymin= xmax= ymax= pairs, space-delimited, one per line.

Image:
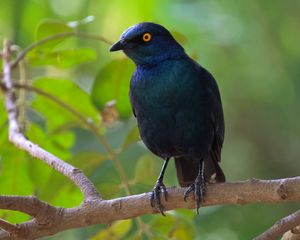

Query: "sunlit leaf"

xmin=39 ymin=152 xmax=105 ymax=203
xmin=172 ymin=209 xmax=195 ymax=222
xmin=150 ymin=214 xmax=196 ymax=239
xmin=134 ymin=154 xmax=155 ymax=184
xmin=171 ymin=227 xmax=194 ymax=240
xmin=91 ymin=59 xmax=134 ymax=119
xmin=97 ymin=182 xmax=120 ymax=199
xmin=27 ymin=48 xmax=97 ymax=68
xmin=26 ymin=123 xmax=72 ymax=186
xmin=122 ymin=126 xmax=140 ymax=149
xmin=0 ymin=139 xmax=34 ymax=195
xmin=70 ymin=151 xmax=108 ymax=172
xmin=150 ymin=215 xmax=176 ymax=235
xmin=34 ymin=19 xmax=75 ymax=52
xmin=91 ymin=219 xmax=132 ymax=240
xmin=36 ymin=19 xmax=74 ymax=40
xmin=0 ymin=210 xmax=30 ymax=224
xmin=51 ymin=187 xmax=83 ymax=208
xmin=31 ymin=77 xmax=101 ymax=132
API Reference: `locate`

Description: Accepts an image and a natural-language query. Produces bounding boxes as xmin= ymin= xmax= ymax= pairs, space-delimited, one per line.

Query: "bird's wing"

xmin=200 ymin=67 xmax=225 ymax=182
xmin=206 ymin=69 xmax=225 ymax=161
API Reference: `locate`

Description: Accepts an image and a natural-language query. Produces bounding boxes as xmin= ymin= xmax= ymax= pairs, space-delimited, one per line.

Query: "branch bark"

xmin=283 ymin=225 xmax=300 ymax=240
xmin=255 ymin=210 xmax=300 ymax=240
xmin=0 ymin=177 xmax=300 ymax=240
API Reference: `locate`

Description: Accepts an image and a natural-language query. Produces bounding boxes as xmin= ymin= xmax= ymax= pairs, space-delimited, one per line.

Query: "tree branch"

xmin=283 ymin=225 xmax=300 ymax=240
xmin=0 ymin=177 xmax=299 ymax=240
xmin=0 ymin=219 xmax=19 ymax=236
xmin=1 ymin=39 xmax=100 ymax=201
xmin=255 ymin=209 xmax=300 ymax=240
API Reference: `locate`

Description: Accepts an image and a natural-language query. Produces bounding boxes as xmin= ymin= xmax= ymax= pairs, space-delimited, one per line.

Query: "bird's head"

xmin=110 ymin=22 xmax=185 ymax=65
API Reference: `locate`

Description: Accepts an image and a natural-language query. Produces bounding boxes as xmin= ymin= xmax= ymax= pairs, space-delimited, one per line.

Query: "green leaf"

xmin=27 ymin=48 xmax=97 ymax=68
xmin=122 ymin=126 xmax=140 ymax=149
xmin=24 ymin=123 xmax=84 ymax=205
xmin=25 ymin=123 xmax=73 ymax=187
xmin=97 ymin=182 xmax=120 ymax=199
xmin=37 ymin=151 xmax=93 ymax=203
xmin=134 ymin=154 xmax=156 ymax=184
xmin=150 ymin=215 xmax=176 ymax=236
xmin=31 ymin=77 xmax=101 ymax=132
xmin=91 ymin=219 xmax=132 ymax=240
xmin=36 ymin=19 xmax=74 ymax=40
xmin=150 ymin=214 xmax=196 ymax=239
xmin=70 ymin=151 xmax=108 ymax=172
xmin=91 ymin=59 xmax=135 ymax=119
xmin=0 ymin=140 xmax=34 ymax=196
xmin=35 ymin=20 xmax=74 ymax=50
xmin=0 ymin=210 xmax=30 ymax=224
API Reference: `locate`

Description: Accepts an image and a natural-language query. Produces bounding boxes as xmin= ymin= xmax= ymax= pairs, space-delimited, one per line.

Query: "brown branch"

xmin=254 ymin=209 xmax=300 ymax=240
xmin=0 ymin=177 xmax=299 ymax=240
xmin=0 ymin=219 xmax=19 ymax=236
xmin=0 ymin=196 xmax=58 ymax=222
xmin=1 ymin=39 xmax=100 ymax=201
xmin=283 ymin=225 xmax=300 ymax=240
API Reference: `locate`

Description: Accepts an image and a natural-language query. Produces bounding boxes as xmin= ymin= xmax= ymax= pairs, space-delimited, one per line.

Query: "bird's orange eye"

xmin=142 ymin=33 xmax=152 ymax=42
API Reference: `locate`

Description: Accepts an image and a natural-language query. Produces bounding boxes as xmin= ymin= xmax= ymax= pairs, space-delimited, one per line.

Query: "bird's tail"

xmin=174 ymin=156 xmax=225 ymax=187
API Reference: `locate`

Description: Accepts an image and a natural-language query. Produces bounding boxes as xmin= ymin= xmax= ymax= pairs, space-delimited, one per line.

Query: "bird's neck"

xmin=135 ymin=52 xmax=188 ymax=67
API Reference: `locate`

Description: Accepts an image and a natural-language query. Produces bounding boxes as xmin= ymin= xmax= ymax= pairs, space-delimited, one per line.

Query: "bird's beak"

xmin=109 ymin=40 xmax=125 ymax=52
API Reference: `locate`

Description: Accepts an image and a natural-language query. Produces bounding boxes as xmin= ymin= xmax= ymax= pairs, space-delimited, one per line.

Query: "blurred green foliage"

xmin=0 ymin=0 xmax=299 ymax=239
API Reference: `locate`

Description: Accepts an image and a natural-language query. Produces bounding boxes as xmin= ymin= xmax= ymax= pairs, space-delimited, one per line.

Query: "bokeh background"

xmin=0 ymin=0 xmax=299 ymax=239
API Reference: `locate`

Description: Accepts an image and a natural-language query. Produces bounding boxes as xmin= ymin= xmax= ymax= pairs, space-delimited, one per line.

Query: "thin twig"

xmin=17 ymin=58 xmax=27 ymax=132
xmin=10 ymin=32 xmax=112 ymax=69
xmin=254 ymin=209 xmax=300 ymax=240
xmin=12 ymin=83 xmax=132 ymax=195
xmin=0 ymin=196 xmax=55 ymax=219
xmin=2 ymin=40 xmax=100 ymax=201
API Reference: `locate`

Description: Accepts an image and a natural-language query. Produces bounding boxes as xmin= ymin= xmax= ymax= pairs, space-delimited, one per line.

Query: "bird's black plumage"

xmin=110 ymin=22 xmax=225 ymax=214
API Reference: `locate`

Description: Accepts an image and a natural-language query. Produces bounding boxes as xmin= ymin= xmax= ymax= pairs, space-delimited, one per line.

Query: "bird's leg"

xmin=184 ymin=159 xmax=206 ymax=214
xmin=150 ymin=157 xmax=170 ymax=216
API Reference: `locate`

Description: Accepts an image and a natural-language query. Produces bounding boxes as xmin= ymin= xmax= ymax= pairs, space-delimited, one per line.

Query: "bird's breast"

xmin=129 ymin=59 xmax=212 ymax=157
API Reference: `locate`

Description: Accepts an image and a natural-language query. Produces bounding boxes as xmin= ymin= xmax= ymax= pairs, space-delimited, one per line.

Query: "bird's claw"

xmin=150 ymin=180 xmax=168 ymax=216
xmin=183 ymin=178 xmax=206 ymax=214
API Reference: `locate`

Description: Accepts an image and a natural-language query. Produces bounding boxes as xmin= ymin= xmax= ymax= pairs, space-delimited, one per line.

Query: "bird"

xmin=110 ymin=22 xmax=225 ymax=214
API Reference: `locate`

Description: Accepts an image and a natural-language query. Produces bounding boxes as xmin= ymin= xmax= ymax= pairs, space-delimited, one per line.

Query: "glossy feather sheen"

xmin=123 ymin=22 xmax=225 ymax=186
xmin=130 ymin=57 xmax=225 ymax=185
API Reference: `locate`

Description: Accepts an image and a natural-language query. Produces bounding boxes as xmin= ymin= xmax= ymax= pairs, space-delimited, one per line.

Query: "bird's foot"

xmin=184 ymin=177 xmax=206 ymax=214
xmin=150 ymin=180 xmax=168 ymax=216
